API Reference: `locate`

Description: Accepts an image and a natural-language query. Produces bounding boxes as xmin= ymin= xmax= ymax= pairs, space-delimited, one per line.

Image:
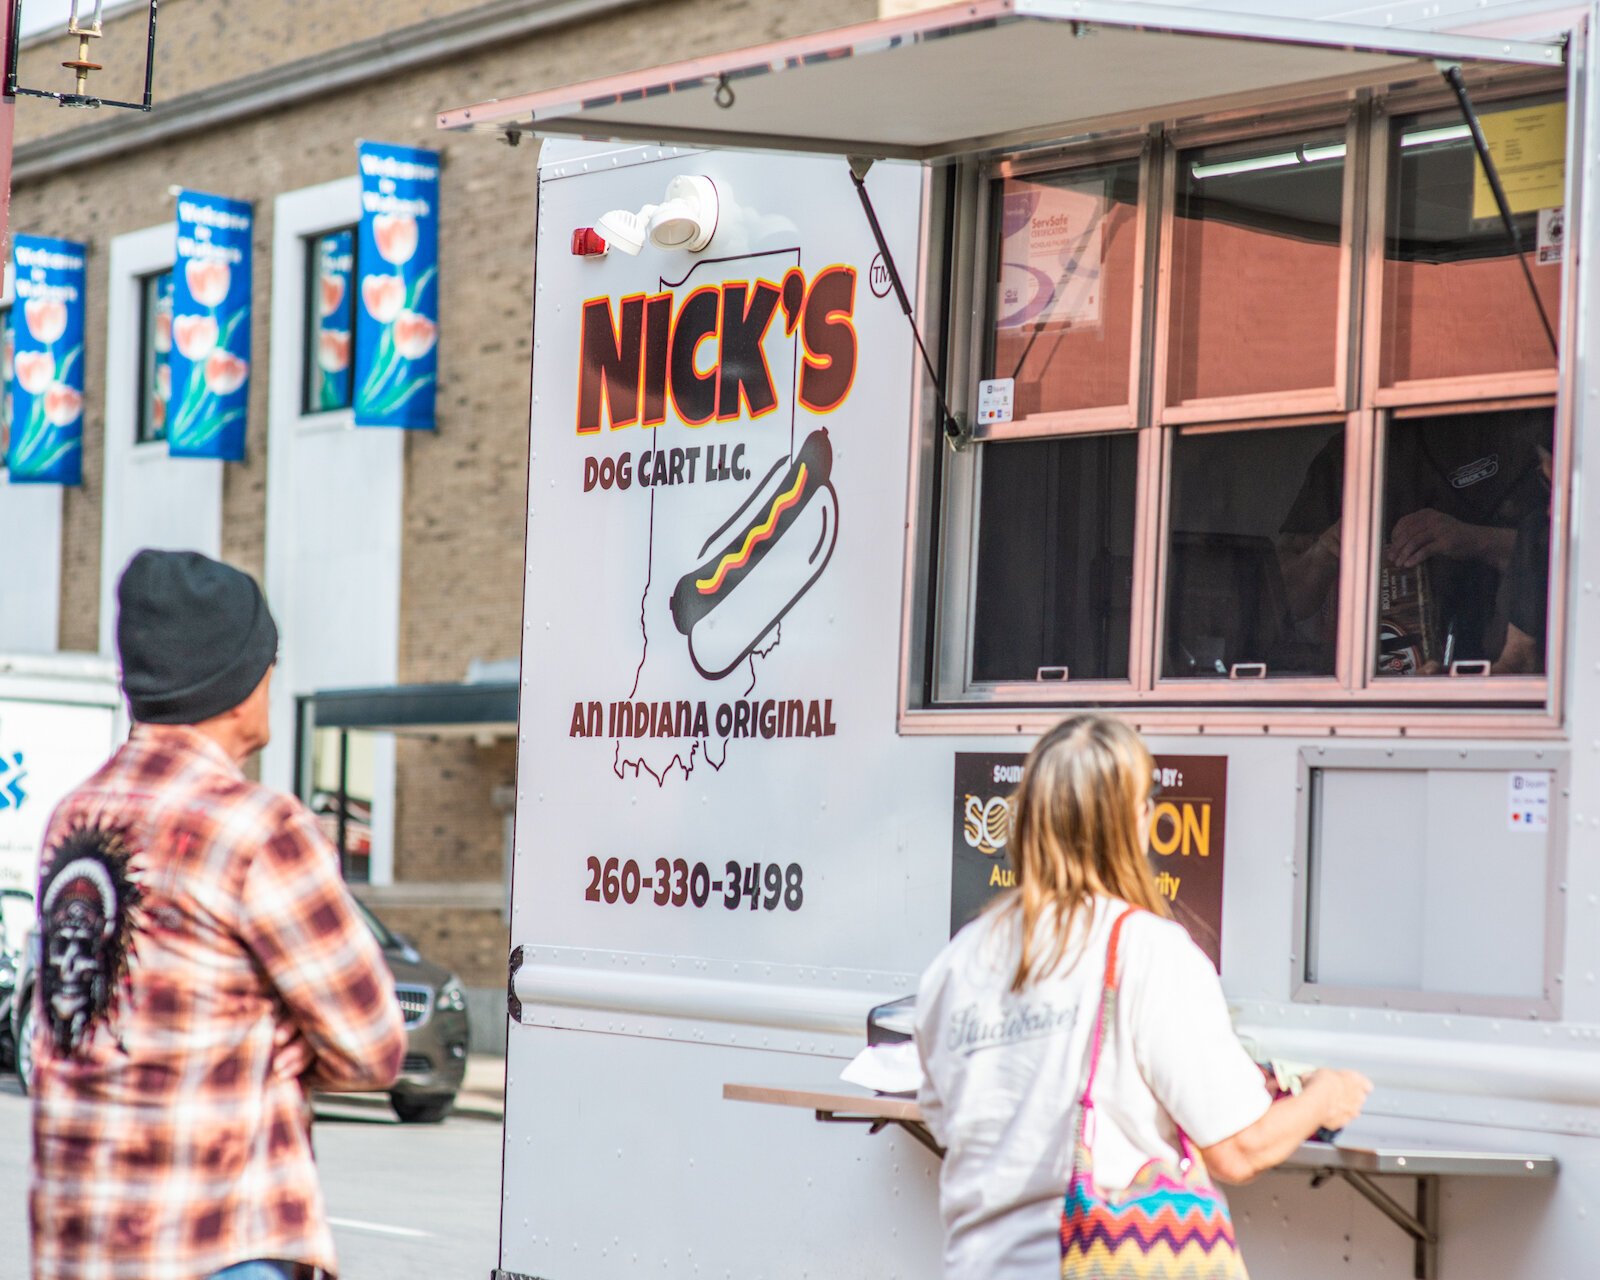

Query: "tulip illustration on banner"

xmin=355 ymin=224 xmax=436 ymax=418
xmin=355 ymin=141 xmax=439 ymax=429
xmin=7 ymin=235 xmax=87 ymax=485
xmin=167 ymin=190 xmax=252 ymax=461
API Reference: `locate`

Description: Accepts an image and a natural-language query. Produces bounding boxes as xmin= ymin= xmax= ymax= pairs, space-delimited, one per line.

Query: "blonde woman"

xmin=915 ymin=714 xmax=1370 ymax=1279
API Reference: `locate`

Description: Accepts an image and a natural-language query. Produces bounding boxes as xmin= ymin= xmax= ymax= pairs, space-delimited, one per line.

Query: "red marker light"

xmin=571 ymin=228 xmax=608 ymax=257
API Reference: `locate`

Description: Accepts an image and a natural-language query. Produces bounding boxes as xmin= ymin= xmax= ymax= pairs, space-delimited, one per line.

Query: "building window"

xmin=135 ymin=269 xmax=172 ymax=445
xmin=926 ymin=77 xmax=1566 ymax=712
xmin=303 ymin=227 xmax=356 ymax=414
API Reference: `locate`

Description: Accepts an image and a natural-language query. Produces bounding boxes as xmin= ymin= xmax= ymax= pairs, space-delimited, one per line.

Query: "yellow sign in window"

xmin=1473 ymin=102 xmax=1567 ymax=220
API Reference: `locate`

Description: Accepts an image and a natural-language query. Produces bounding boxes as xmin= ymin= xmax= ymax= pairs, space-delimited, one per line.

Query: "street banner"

xmin=952 ymin=751 xmax=1229 ymax=969
xmin=169 ymin=189 xmax=252 ymax=461
xmin=355 ymin=141 xmax=439 ymax=429
xmin=7 ymin=234 xmax=86 ymax=485
xmin=310 ymin=228 xmax=355 ymax=411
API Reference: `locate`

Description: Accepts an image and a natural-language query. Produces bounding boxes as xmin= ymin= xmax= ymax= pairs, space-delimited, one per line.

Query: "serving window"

xmin=1164 ymin=127 xmax=1350 ymax=414
xmin=985 ymin=157 xmax=1142 ymax=428
xmin=1163 ymin=419 xmax=1345 ymax=682
xmin=1377 ymin=97 xmax=1565 ymax=392
xmin=927 ymin=74 xmax=1568 ymax=711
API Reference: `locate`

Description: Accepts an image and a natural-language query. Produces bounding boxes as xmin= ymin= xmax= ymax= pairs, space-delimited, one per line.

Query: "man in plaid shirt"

xmin=30 ymin=550 xmax=407 ymax=1280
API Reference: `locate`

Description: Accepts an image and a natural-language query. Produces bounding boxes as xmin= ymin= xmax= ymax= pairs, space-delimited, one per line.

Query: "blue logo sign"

xmin=169 ymin=189 xmax=253 ymax=461
xmin=355 ymin=141 xmax=439 ymax=430
xmin=8 ymin=235 xmax=86 ymax=485
xmin=0 ymin=751 xmax=27 ymax=811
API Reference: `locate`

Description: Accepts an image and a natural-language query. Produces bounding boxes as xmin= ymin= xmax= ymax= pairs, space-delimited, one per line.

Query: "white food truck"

xmin=0 ymin=653 xmax=122 ymax=898
xmin=440 ymin=3 xmax=1600 ymax=1275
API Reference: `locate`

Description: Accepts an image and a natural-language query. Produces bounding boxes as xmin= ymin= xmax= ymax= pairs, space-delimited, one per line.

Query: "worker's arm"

xmin=238 ymin=801 xmax=407 ymax=1092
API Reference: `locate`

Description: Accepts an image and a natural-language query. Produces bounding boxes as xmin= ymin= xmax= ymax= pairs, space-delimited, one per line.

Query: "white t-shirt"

xmin=914 ymin=896 xmax=1270 ymax=1280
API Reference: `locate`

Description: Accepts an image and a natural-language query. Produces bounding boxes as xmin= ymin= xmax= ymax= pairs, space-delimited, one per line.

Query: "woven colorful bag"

xmin=1060 ymin=907 xmax=1248 ymax=1280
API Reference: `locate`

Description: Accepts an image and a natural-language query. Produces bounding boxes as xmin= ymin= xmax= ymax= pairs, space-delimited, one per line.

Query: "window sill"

xmin=899 ymin=702 xmax=1561 ymax=739
xmin=296 ymin=409 xmax=356 ymax=436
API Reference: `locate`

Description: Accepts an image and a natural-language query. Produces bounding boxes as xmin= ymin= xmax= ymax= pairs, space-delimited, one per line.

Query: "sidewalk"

xmin=313 ymin=1052 xmax=505 ymax=1124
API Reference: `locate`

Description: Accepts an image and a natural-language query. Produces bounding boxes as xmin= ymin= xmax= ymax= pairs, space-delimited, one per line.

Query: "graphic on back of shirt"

xmin=38 ymin=823 xmax=143 ymax=1057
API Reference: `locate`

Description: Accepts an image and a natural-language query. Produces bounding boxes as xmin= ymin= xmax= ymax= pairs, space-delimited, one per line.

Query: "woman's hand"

xmin=1302 ymin=1067 xmax=1373 ymax=1131
xmin=1201 ymin=1067 xmax=1373 ymax=1184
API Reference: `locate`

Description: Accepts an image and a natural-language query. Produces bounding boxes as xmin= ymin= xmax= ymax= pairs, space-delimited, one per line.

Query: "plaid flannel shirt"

xmin=30 ymin=724 xmax=407 ymax=1280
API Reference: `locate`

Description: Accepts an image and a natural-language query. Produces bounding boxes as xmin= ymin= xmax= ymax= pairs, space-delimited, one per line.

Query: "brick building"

xmin=0 ymin=0 xmax=884 ymax=1041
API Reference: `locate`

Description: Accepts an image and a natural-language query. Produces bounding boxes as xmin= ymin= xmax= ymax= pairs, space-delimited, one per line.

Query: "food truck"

xmin=439 ymin=2 xmax=1600 ymax=1275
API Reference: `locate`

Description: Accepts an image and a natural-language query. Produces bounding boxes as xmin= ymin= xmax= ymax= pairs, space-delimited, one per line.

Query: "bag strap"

xmin=1078 ymin=905 xmax=1140 ymax=1116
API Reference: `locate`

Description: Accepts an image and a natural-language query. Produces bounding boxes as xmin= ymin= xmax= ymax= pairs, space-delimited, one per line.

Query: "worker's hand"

xmin=1302 ymin=1068 xmax=1372 ymax=1131
xmin=1387 ymin=508 xmax=1480 ymax=568
xmin=270 ymin=1021 xmax=315 ymax=1082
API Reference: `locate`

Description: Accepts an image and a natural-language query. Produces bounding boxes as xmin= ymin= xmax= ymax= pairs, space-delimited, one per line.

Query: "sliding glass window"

xmin=926 ymin=73 xmax=1568 ymax=712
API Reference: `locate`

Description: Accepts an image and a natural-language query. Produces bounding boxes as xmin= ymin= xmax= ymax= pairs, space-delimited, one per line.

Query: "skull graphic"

xmin=37 ymin=826 xmax=141 ymax=1058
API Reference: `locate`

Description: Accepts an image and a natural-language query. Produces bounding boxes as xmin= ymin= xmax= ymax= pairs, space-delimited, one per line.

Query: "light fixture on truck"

xmin=596 ymin=174 xmax=720 ymax=256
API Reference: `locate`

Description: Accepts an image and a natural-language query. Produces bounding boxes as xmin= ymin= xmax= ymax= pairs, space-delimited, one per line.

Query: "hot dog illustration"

xmin=671 ymin=428 xmax=839 ymax=679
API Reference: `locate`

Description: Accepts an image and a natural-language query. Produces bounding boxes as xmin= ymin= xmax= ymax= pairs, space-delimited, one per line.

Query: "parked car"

xmin=0 ymin=888 xmax=34 ymax=1072
xmin=11 ymin=893 xmax=469 ymax=1124
xmin=351 ymin=898 xmax=471 ymax=1123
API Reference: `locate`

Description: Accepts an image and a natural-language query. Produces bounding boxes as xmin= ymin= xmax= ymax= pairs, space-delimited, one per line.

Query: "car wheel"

xmin=15 ymin=999 xmax=34 ymax=1096
xmin=390 ymin=1092 xmax=454 ymax=1124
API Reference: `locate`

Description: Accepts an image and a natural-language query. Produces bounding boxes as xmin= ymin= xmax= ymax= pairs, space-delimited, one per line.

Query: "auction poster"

xmin=354 ymin=141 xmax=439 ymax=429
xmin=168 ymin=189 xmax=252 ymax=461
xmin=951 ymin=752 xmax=1229 ymax=969
xmin=7 ymin=235 xmax=86 ymax=485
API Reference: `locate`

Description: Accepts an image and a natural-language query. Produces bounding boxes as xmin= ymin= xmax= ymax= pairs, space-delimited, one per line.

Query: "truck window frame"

xmin=908 ymin=68 xmax=1573 ymax=734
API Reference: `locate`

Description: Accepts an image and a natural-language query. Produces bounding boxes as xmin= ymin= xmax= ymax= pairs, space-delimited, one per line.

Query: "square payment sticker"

xmin=1507 ymin=771 xmax=1551 ymax=833
xmin=977 ymin=378 xmax=1014 ymax=426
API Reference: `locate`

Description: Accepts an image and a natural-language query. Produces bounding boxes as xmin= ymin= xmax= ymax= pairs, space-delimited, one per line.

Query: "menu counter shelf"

xmin=723 ymin=1083 xmax=1557 ymax=1280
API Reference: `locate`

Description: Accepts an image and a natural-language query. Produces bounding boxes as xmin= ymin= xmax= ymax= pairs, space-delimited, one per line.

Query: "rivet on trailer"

xmin=441 ymin=3 xmax=1593 ymax=1277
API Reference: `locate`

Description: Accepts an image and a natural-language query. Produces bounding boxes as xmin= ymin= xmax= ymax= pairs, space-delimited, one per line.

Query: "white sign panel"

xmin=977 ymin=376 xmax=1015 ymax=426
xmin=1507 ymin=769 xmax=1550 ymax=833
xmin=1537 ymin=206 xmax=1564 ymax=265
xmin=521 ymin=151 xmax=942 ymax=973
xmin=0 ymin=699 xmax=117 ymax=893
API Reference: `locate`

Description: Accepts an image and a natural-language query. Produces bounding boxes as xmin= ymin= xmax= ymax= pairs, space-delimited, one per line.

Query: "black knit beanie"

xmin=116 ymin=549 xmax=279 ymax=725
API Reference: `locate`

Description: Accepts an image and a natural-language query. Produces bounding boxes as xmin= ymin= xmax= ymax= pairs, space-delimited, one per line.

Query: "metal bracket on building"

xmin=1307 ymin=1167 xmax=1439 ymax=1280
xmin=814 ymin=1107 xmax=946 ymax=1159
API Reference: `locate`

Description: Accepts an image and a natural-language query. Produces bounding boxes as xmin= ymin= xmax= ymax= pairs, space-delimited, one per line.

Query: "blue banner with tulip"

xmin=169 ymin=189 xmax=252 ymax=461
xmin=7 ymin=235 xmax=86 ymax=485
xmin=355 ymin=141 xmax=439 ymax=430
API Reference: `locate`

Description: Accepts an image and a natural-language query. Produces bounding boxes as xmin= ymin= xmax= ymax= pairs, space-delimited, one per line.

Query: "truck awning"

xmin=436 ymin=0 xmax=1564 ymax=160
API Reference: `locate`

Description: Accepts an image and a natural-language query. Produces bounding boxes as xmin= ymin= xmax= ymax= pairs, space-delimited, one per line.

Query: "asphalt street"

xmin=0 ymin=1075 xmax=504 ymax=1280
